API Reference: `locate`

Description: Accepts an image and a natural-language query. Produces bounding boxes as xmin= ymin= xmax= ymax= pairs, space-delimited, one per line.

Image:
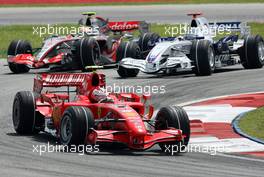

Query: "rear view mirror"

xmin=146 ymin=105 xmax=154 ymax=119
xmin=142 ymin=94 xmax=151 ymax=103
xmin=142 ymin=94 xmax=154 ymax=119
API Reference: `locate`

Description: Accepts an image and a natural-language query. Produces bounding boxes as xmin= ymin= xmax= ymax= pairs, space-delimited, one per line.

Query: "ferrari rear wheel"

xmin=7 ymin=40 xmax=32 ymax=73
xmin=155 ymin=106 xmax=190 ymax=154
xmin=12 ymin=91 xmax=39 ymax=134
xmin=239 ymin=35 xmax=264 ymax=69
xmin=116 ymin=41 xmax=141 ymax=78
xmin=60 ymin=106 xmax=94 ymax=146
xmin=190 ymin=40 xmax=215 ymax=76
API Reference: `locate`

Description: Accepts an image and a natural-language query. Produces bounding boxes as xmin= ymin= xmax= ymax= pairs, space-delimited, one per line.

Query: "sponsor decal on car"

xmin=108 ymin=21 xmax=139 ymax=31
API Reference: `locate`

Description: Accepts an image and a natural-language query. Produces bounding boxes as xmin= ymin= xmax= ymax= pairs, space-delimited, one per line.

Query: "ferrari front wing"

xmin=87 ymin=128 xmax=183 ymax=150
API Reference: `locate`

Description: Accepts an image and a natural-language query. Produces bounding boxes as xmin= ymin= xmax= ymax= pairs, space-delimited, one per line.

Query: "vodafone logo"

xmin=108 ymin=21 xmax=139 ymax=31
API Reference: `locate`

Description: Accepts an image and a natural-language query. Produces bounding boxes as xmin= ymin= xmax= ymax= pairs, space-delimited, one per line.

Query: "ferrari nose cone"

xmin=126 ymin=118 xmax=147 ymax=136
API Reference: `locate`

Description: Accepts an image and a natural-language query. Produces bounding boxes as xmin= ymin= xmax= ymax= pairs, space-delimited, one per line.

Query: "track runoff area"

xmin=183 ymin=93 xmax=264 ymax=158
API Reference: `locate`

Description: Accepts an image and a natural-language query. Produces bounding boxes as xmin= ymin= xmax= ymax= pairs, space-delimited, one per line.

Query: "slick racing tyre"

xmin=12 ymin=91 xmax=40 ymax=134
xmin=190 ymin=40 xmax=215 ymax=76
xmin=60 ymin=106 xmax=94 ymax=146
xmin=7 ymin=40 xmax=32 ymax=73
xmin=138 ymin=32 xmax=160 ymax=57
xmin=155 ymin=106 xmax=190 ymax=154
xmin=116 ymin=41 xmax=141 ymax=78
xmin=238 ymin=35 xmax=264 ymax=69
xmin=74 ymin=38 xmax=101 ymax=71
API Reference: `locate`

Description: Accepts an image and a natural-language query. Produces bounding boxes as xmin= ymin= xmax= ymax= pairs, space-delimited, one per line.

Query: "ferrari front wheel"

xmin=60 ymin=106 xmax=94 ymax=146
xmin=155 ymin=106 xmax=190 ymax=154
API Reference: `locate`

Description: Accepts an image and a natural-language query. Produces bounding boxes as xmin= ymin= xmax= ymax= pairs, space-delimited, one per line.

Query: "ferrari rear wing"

xmin=209 ymin=21 xmax=251 ymax=35
xmin=108 ymin=21 xmax=149 ymax=34
xmin=33 ymin=73 xmax=105 ymax=93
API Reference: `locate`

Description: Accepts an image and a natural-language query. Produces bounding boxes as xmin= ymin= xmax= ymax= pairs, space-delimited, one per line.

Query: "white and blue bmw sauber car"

xmin=117 ymin=13 xmax=264 ymax=77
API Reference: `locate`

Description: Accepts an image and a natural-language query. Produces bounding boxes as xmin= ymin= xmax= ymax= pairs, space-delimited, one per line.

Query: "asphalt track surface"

xmin=1 ymin=3 xmax=264 ymax=25
xmin=1 ymin=59 xmax=264 ymax=177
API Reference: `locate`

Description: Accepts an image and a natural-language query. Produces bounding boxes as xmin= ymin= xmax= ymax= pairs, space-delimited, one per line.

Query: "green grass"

xmin=239 ymin=107 xmax=264 ymax=141
xmin=0 ymin=22 xmax=264 ymax=58
xmin=0 ymin=0 xmax=264 ymax=7
xmin=0 ymin=24 xmax=79 ymax=58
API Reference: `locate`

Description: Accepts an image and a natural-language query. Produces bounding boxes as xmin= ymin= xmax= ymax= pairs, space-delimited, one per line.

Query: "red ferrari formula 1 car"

xmin=12 ymin=72 xmax=190 ymax=152
xmin=7 ymin=12 xmax=154 ymax=74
